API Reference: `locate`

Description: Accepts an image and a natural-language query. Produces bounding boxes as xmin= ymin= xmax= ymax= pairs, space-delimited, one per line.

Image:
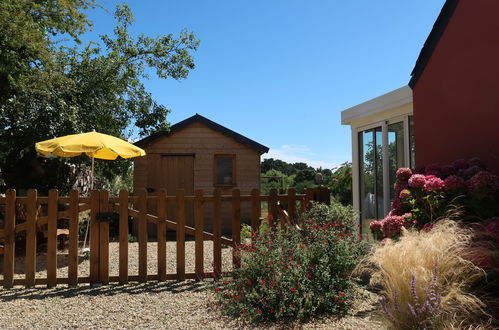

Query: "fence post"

xmin=251 ymin=189 xmax=261 ymax=233
xmin=194 ymin=189 xmax=204 ymax=280
xmin=176 ymin=189 xmax=186 ymax=281
xmin=269 ymin=189 xmax=278 ymax=227
xmin=47 ymin=189 xmax=58 ymax=288
xmin=3 ymin=189 xmax=16 ymax=289
xmin=89 ymin=190 xmax=100 ymax=284
xmin=119 ymin=190 xmax=129 ymax=284
xmin=315 ymin=186 xmax=331 ymax=205
xmin=138 ymin=189 xmax=148 ymax=283
xmin=305 ymin=188 xmax=314 ymax=210
xmin=99 ymin=190 xmax=110 ymax=285
xmin=232 ymin=189 xmax=241 ymax=269
xmin=213 ymin=188 xmax=222 ymax=278
xmin=25 ymin=189 xmax=37 ymax=288
xmin=68 ymin=189 xmax=79 ymax=287
xmin=288 ymin=188 xmax=297 ymax=223
xmin=157 ymin=189 xmax=167 ymax=282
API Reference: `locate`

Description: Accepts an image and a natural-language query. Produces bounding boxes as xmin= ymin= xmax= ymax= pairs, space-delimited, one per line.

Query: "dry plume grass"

xmin=357 ymin=220 xmax=491 ymax=329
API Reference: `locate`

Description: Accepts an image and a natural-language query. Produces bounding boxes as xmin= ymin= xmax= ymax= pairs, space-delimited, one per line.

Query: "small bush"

xmin=213 ymin=202 xmax=367 ymax=322
xmin=358 ymin=220 xmax=491 ymax=329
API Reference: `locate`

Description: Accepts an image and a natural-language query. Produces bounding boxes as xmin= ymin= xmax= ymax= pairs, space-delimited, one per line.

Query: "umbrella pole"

xmin=91 ymin=155 xmax=95 ymax=190
xmin=82 ymin=155 xmax=94 ymax=252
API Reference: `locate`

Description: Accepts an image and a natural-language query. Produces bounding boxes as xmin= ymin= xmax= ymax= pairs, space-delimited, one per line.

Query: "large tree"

xmin=0 ymin=1 xmax=199 ymax=193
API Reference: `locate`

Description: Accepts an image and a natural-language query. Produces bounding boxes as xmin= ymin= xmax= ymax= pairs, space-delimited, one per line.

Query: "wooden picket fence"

xmin=0 ymin=187 xmax=330 ymax=289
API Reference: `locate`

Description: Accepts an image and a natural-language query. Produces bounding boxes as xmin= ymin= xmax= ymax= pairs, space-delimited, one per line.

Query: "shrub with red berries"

xmin=212 ymin=202 xmax=367 ymax=322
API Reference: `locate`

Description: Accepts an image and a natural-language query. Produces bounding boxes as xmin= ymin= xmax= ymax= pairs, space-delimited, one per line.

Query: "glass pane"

xmin=409 ymin=116 xmax=416 ymax=169
xmin=216 ymin=157 xmax=233 ymax=184
xmin=359 ymin=130 xmax=376 ymax=234
xmin=375 ymin=127 xmax=384 ymax=217
xmin=388 ymin=122 xmax=405 ymax=201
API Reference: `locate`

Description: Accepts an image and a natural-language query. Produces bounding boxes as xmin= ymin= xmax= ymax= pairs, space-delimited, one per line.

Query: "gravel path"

xmin=0 ymin=241 xmax=385 ymax=329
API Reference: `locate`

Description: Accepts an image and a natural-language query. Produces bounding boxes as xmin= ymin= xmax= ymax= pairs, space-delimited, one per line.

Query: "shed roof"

xmin=409 ymin=0 xmax=460 ymax=88
xmin=135 ymin=113 xmax=269 ymax=154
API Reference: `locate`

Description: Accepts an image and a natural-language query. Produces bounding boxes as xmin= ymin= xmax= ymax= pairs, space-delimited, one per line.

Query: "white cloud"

xmin=264 ymin=145 xmax=339 ymax=169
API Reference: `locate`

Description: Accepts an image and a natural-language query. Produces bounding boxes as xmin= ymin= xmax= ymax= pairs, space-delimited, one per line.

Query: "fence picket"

xmin=157 ymin=189 xmax=167 ymax=282
xmin=68 ymin=190 xmax=79 ymax=287
xmin=138 ymin=189 xmax=148 ymax=283
xmin=305 ymin=188 xmax=314 ymax=210
xmin=213 ymin=188 xmax=222 ymax=278
xmin=232 ymin=189 xmax=241 ymax=269
xmin=288 ymin=188 xmax=297 ymax=222
xmin=99 ymin=190 xmax=110 ymax=284
xmin=90 ymin=190 xmax=100 ymax=284
xmin=3 ymin=189 xmax=16 ymax=289
xmin=269 ymin=189 xmax=278 ymax=227
xmin=194 ymin=190 xmax=204 ymax=280
xmin=176 ymin=189 xmax=186 ymax=281
xmin=119 ymin=190 xmax=129 ymax=284
xmin=251 ymin=189 xmax=261 ymax=233
xmin=25 ymin=189 xmax=37 ymax=288
xmin=47 ymin=189 xmax=58 ymax=288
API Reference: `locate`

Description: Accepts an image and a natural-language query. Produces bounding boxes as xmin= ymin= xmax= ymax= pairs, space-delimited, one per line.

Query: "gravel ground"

xmin=0 ymin=241 xmax=385 ymax=329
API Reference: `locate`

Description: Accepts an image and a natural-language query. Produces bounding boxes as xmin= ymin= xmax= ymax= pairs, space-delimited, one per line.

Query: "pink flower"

xmin=441 ymin=165 xmax=456 ymax=177
xmin=399 ymin=189 xmax=411 ymax=199
xmin=425 ymin=164 xmax=442 ymax=177
xmin=380 ymin=238 xmax=392 ymax=246
xmin=422 ymin=223 xmax=433 ymax=232
xmin=408 ymin=174 xmax=426 ymax=188
xmin=452 ymin=158 xmax=469 ymax=170
xmin=369 ymin=220 xmax=383 ymax=233
xmin=382 ymin=215 xmax=405 ymax=237
xmin=424 ymin=175 xmax=445 ymax=192
xmin=468 ymin=171 xmax=499 ymax=191
xmin=396 ymin=168 xmax=413 ymax=181
xmin=391 ymin=198 xmax=403 ymax=211
xmin=463 ymin=165 xmax=482 ymax=179
xmin=468 ymin=157 xmax=485 ymax=169
xmin=394 ymin=180 xmax=408 ymax=193
xmin=444 ymin=175 xmax=466 ymax=191
xmin=485 ymin=219 xmax=499 ymax=235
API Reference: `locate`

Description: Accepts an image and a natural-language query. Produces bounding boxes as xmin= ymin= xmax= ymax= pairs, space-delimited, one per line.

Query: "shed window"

xmin=214 ymin=155 xmax=236 ymax=186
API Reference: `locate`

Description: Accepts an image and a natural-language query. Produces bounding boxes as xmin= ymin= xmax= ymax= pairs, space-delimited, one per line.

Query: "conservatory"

xmin=341 ymin=86 xmax=415 ymax=235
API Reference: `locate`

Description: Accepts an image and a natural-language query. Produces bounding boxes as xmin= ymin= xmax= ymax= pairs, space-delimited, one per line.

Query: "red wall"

xmin=413 ymin=0 xmax=499 ymax=173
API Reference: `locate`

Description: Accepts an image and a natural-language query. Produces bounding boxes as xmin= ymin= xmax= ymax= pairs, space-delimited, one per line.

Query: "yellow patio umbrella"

xmin=35 ymin=131 xmax=146 ymax=189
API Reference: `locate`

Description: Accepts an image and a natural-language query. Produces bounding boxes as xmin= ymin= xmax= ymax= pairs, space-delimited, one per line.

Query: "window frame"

xmin=213 ymin=154 xmax=237 ymax=187
xmin=353 ymin=114 xmax=414 ymax=235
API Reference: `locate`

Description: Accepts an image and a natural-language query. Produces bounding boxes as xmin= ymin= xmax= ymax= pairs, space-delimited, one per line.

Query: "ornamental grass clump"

xmin=358 ymin=220 xmax=491 ymax=329
xmin=213 ymin=202 xmax=367 ymax=323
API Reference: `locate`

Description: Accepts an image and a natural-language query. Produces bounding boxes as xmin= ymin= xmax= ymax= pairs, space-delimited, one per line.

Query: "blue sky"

xmin=83 ymin=0 xmax=446 ymax=169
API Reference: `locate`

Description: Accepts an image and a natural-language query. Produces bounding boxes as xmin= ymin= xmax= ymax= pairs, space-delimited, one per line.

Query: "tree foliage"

xmin=0 ymin=1 xmax=199 ymax=193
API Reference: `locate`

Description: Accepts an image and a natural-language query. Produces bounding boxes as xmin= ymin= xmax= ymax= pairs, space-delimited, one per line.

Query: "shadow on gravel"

xmin=0 ymin=280 xmax=207 ymax=302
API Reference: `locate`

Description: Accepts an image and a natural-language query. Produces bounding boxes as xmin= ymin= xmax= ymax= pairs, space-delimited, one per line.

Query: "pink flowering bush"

xmin=213 ymin=203 xmax=367 ymax=322
xmin=370 ymin=158 xmax=499 ymax=238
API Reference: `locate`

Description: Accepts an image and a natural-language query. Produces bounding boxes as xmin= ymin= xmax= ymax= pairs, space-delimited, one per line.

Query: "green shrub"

xmin=213 ymin=202 xmax=366 ymax=322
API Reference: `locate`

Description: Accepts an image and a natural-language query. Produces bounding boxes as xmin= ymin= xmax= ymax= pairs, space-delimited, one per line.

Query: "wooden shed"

xmin=133 ymin=114 xmax=269 ymax=234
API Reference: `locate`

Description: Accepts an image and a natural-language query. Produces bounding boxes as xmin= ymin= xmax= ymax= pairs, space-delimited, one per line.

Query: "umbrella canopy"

xmin=35 ymin=131 xmax=145 ymax=160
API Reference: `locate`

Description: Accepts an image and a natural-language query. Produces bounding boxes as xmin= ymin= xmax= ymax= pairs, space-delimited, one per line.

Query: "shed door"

xmin=159 ymin=154 xmax=195 ymax=226
xmin=158 ymin=155 xmax=194 ymax=194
